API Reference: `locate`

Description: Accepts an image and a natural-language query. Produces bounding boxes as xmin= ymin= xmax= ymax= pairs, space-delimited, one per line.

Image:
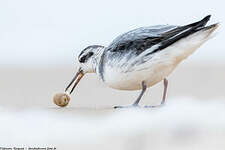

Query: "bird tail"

xmin=159 ymin=15 xmax=219 ymax=63
xmin=186 ymin=15 xmax=211 ymax=28
xmin=159 ymin=15 xmax=218 ymax=50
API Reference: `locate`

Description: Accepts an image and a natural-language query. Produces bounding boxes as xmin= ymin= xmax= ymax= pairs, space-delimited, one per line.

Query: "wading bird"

xmin=65 ymin=15 xmax=218 ymax=108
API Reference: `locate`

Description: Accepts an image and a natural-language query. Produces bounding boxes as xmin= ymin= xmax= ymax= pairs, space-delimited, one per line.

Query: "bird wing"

xmin=106 ymin=15 xmax=211 ymax=56
xmin=106 ymin=25 xmax=177 ymax=55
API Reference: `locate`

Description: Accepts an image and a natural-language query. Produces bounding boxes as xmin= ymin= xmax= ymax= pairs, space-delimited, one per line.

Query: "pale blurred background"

xmin=0 ymin=0 xmax=225 ymax=149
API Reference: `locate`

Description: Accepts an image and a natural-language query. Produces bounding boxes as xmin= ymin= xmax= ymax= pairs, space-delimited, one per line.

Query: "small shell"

xmin=53 ymin=93 xmax=70 ymax=107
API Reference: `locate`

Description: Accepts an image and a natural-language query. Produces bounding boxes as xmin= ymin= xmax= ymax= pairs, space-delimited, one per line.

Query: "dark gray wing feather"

xmin=106 ymin=25 xmax=176 ymax=55
xmin=106 ymin=15 xmax=211 ymax=56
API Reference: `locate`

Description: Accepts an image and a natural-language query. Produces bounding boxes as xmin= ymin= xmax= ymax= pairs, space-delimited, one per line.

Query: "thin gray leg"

xmin=114 ymin=81 xmax=147 ymax=109
xmin=144 ymin=78 xmax=168 ymax=108
xmin=132 ymin=81 xmax=147 ymax=106
xmin=161 ymin=78 xmax=168 ymax=105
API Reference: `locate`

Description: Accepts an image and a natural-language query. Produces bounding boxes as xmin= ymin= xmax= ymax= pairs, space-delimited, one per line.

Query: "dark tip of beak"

xmin=65 ymin=68 xmax=84 ymax=94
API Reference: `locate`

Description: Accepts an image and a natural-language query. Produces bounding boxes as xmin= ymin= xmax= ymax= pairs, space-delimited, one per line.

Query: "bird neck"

xmin=92 ymin=47 xmax=105 ymax=73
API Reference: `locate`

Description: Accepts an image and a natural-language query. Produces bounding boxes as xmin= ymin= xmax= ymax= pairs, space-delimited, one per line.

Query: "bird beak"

xmin=65 ymin=68 xmax=84 ymax=94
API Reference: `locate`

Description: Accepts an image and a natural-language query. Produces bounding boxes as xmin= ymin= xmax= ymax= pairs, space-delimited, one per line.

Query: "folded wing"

xmin=106 ymin=15 xmax=211 ymax=56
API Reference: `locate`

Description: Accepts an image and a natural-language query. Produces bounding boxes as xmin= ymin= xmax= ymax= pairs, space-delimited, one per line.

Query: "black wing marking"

xmin=106 ymin=25 xmax=175 ymax=55
xmin=145 ymin=15 xmax=211 ymax=56
xmin=158 ymin=15 xmax=211 ymax=50
xmin=107 ymin=15 xmax=211 ymax=56
xmin=109 ymin=36 xmax=162 ymax=55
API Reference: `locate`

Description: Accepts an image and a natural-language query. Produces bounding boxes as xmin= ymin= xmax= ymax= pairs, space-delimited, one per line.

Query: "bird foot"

xmin=114 ymin=103 xmax=166 ymax=109
xmin=114 ymin=104 xmax=140 ymax=109
xmin=144 ymin=103 xmax=165 ymax=108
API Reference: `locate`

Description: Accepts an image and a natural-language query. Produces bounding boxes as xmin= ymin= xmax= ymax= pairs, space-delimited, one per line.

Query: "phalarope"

xmin=65 ymin=15 xmax=218 ymax=108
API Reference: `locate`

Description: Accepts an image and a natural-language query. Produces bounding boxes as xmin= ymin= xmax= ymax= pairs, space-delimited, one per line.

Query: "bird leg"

xmin=114 ymin=81 xmax=147 ymax=109
xmin=161 ymin=78 xmax=168 ymax=105
xmin=144 ymin=78 xmax=168 ymax=108
xmin=132 ymin=81 xmax=147 ymax=106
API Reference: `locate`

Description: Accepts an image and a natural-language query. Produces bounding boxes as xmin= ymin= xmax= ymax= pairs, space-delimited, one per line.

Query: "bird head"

xmin=65 ymin=45 xmax=105 ymax=94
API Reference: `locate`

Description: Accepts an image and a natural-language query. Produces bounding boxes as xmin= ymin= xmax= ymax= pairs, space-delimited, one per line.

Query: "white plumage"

xmin=102 ymin=25 xmax=217 ymax=90
xmin=65 ymin=15 xmax=218 ymax=108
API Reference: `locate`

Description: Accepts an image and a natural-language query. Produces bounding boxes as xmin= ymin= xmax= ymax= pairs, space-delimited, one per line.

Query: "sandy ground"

xmin=1 ymin=99 xmax=225 ymax=150
xmin=0 ymin=63 xmax=224 ymax=108
xmin=0 ymin=63 xmax=225 ymax=149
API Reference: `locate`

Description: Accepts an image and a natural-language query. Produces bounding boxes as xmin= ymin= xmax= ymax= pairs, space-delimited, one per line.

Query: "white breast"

xmin=102 ymin=54 xmax=176 ymax=90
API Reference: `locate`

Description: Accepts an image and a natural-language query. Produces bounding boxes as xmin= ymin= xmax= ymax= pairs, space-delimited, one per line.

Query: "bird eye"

xmin=79 ymin=56 xmax=86 ymax=63
xmin=89 ymin=52 xmax=94 ymax=57
xmin=79 ymin=52 xmax=94 ymax=63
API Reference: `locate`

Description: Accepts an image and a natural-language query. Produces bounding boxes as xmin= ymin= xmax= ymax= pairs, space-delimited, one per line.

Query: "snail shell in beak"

xmin=53 ymin=93 xmax=70 ymax=107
